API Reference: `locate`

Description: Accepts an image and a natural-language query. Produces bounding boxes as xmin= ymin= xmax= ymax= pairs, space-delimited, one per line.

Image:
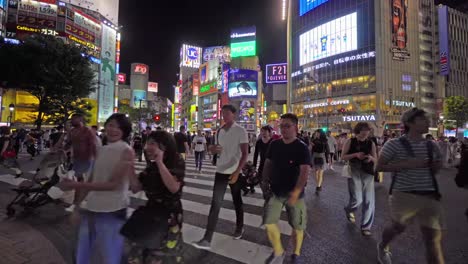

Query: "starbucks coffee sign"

xmin=342 ymin=115 xmax=376 ymax=122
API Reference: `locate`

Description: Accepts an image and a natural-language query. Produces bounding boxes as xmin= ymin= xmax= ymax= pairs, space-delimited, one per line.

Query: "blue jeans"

xmin=76 ymin=209 xmax=126 ymax=264
xmin=194 ymin=151 xmax=204 ymax=170
xmin=345 ymin=168 xmax=375 ymax=230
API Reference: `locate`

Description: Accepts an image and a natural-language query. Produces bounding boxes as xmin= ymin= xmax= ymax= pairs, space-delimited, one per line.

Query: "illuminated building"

xmin=1 ymin=0 xmax=120 ymax=126
xmin=289 ymin=0 xmax=441 ymax=133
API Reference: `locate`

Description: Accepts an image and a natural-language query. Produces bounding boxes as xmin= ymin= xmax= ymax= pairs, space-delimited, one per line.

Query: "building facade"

xmin=1 ymin=0 xmax=120 ymax=126
xmin=290 ymin=0 xmax=440 ymax=134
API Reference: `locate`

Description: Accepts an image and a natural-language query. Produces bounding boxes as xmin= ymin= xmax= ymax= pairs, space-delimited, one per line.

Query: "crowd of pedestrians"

xmin=1 ymin=105 xmax=467 ymax=264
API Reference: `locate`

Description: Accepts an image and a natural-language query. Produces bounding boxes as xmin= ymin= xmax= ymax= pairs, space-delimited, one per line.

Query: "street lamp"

xmin=7 ymin=103 xmax=14 ymax=127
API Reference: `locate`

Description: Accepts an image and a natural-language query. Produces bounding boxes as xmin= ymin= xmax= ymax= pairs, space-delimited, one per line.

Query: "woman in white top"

xmin=192 ymin=130 xmax=207 ymax=173
xmin=60 ymin=113 xmax=135 ymax=264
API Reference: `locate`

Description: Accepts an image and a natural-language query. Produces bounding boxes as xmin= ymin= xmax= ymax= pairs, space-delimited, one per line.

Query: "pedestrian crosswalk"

xmin=130 ymin=156 xmax=289 ymax=264
xmin=0 ymin=155 xmax=288 ymax=264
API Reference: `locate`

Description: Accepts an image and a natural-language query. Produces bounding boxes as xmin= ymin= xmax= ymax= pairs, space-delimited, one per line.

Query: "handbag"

xmin=120 ymin=205 xmax=170 ymax=248
xmin=341 ymin=163 xmax=351 ymax=178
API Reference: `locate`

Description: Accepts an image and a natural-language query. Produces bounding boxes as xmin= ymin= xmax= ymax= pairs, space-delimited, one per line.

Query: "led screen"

xmin=132 ymin=90 xmax=147 ymax=108
xmin=300 ymin=0 xmax=329 ymax=16
xmin=299 ymin=12 xmax=357 ymax=66
xmin=228 ymin=81 xmax=257 ymax=98
xmin=231 ymin=41 xmax=256 ymax=58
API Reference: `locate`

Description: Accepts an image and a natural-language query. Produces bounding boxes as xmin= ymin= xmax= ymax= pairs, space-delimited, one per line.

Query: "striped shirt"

xmin=380 ymin=138 xmax=442 ymax=192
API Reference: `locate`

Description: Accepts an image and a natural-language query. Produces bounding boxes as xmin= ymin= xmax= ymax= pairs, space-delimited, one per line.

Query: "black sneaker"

xmin=291 ymin=254 xmax=302 ymax=264
xmin=192 ymin=239 xmax=211 ymax=250
xmin=233 ymin=227 xmax=244 ymax=239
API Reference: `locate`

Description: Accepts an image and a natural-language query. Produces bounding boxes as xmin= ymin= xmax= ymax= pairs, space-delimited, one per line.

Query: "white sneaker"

xmin=65 ymin=204 xmax=75 ymax=213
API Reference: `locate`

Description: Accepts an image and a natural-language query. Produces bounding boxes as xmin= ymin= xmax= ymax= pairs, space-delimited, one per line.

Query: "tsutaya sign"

xmin=342 ymin=115 xmax=376 ymax=122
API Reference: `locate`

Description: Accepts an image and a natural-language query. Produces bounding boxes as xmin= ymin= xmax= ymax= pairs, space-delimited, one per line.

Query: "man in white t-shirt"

xmin=193 ymin=104 xmax=249 ymax=250
xmin=192 ymin=130 xmax=207 ymax=173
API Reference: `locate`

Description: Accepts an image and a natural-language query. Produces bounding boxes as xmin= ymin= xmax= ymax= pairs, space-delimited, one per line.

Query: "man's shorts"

xmin=73 ymin=159 xmax=92 ymax=175
xmin=390 ymin=190 xmax=446 ymax=230
xmin=263 ymin=195 xmax=307 ymax=230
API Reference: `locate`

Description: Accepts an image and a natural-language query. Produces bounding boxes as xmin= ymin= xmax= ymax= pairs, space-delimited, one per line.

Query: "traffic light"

xmin=321 ymin=127 xmax=328 ymax=133
xmin=153 ymin=114 xmax=161 ymax=122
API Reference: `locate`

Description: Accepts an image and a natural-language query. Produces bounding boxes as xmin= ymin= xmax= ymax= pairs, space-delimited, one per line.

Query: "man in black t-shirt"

xmin=174 ymin=125 xmax=189 ymax=160
xmin=262 ymin=113 xmax=310 ymax=264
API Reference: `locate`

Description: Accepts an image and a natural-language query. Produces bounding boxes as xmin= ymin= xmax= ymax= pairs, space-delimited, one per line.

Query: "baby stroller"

xmin=240 ymin=161 xmax=259 ymax=196
xmin=6 ymin=150 xmax=70 ymax=217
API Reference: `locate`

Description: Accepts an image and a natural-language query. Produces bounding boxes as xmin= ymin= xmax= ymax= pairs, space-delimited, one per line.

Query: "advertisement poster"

xmin=300 ymin=12 xmax=357 ymax=66
xmin=98 ymin=25 xmax=116 ymax=123
xmin=203 ymin=46 xmax=231 ymax=63
xmin=132 ymin=90 xmax=147 ymax=108
xmin=200 ymin=66 xmax=207 ymax=83
xmin=238 ymin=100 xmax=256 ymax=122
xmin=231 ymin=41 xmax=256 ymax=58
xmin=228 ymin=69 xmax=258 ymax=99
xmin=390 ymin=0 xmax=410 ymax=61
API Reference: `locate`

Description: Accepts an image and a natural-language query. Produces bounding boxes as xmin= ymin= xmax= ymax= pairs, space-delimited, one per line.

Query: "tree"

xmin=443 ymin=96 xmax=468 ymax=136
xmin=0 ymin=35 xmax=96 ymax=129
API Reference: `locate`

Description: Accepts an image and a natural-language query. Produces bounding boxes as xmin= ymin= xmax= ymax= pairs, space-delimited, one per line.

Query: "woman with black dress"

xmin=253 ymin=125 xmax=273 ymax=198
xmin=127 ymin=130 xmax=185 ymax=264
xmin=311 ymin=129 xmax=329 ymax=194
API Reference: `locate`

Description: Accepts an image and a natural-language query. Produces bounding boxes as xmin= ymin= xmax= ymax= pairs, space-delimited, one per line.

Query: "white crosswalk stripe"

xmin=0 ymin=156 xmax=289 ymax=264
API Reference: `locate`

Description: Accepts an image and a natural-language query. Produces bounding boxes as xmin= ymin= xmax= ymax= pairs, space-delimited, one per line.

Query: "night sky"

xmin=119 ymin=0 xmax=287 ymax=100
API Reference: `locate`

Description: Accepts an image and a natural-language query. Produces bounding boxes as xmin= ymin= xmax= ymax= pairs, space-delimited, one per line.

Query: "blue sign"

xmin=0 ymin=0 xmax=5 ymax=9
xmin=187 ymin=47 xmax=199 ymax=60
xmin=300 ymin=0 xmax=328 ymax=16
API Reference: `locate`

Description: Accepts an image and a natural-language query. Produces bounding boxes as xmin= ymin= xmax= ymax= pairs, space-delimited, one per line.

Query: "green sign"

xmin=200 ymin=84 xmax=212 ymax=93
xmin=230 ymin=41 xmax=256 ymax=57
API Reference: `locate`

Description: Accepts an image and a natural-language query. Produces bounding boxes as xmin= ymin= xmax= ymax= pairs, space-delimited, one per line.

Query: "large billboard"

xmin=203 ymin=46 xmax=231 ymax=63
xmin=299 ymin=12 xmax=357 ymax=66
xmin=65 ymin=0 xmax=119 ymax=24
xmin=98 ymin=24 xmax=116 ymax=123
xmin=438 ymin=5 xmax=450 ymax=75
xmin=132 ymin=90 xmax=147 ymax=108
xmin=231 ymin=41 xmax=256 ymax=58
xmin=180 ymin=44 xmax=202 ymax=68
xmin=228 ymin=69 xmax=258 ymax=99
xmin=300 ymin=0 xmax=329 ymax=16
xmin=390 ymin=0 xmax=410 ymax=61
xmin=266 ymin=63 xmax=287 ymax=84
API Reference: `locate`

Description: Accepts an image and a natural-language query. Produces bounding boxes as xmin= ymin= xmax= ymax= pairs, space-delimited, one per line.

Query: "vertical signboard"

xmin=390 ymin=0 xmax=410 ymax=60
xmin=192 ymin=74 xmax=200 ymax=96
xmin=180 ymin=44 xmax=202 ymax=68
xmin=98 ymin=24 xmax=116 ymax=123
xmin=438 ymin=5 xmax=450 ymax=76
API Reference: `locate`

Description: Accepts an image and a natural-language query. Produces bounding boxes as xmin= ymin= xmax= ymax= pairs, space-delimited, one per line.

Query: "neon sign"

xmin=342 ymin=115 xmax=376 ymax=122
xmin=133 ymin=64 xmax=148 ymax=74
xmin=266 ymin=63 xmax=287 ymax=84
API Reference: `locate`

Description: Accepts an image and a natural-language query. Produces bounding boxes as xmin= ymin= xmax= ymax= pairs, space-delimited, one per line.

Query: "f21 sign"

xmin=266 ymin=63 xmax=287 ymax=84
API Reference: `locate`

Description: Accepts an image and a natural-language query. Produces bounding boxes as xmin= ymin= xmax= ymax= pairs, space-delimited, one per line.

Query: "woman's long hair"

xmin=147 ymin=131 xmax=179 ymax=168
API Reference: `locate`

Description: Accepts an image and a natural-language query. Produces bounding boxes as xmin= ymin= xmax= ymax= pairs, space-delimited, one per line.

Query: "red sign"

xmin=133 ymin=64 xmax=148 ymax=75
xmin=117 ymin=73 xmax=126 ymax=84
xmin=148 ymin=82 xmax=158 ymax=93
xmin=17 ymin=15 xmax=56 ymax=29
xmin=65 ymin=23 xmax=95 ymax=43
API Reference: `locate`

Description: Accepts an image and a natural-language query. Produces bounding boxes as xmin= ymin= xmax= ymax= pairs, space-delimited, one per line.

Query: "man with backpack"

xmin=376 ymin=108 xmax=445 ymax=264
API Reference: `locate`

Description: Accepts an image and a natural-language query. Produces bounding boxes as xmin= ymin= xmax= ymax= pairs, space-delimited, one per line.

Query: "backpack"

xmin=389 ymin=137 xmax=441 ymax=200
